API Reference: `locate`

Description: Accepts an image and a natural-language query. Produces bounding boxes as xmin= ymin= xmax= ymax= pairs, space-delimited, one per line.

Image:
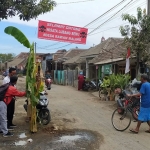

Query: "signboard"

xmin=38 ymin=20 xmax=88 ymax=44
xmin=104 ymin=65 xmax=111 ymax=74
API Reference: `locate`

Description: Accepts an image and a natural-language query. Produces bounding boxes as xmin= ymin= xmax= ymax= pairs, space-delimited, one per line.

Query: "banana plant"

xmin=4 ymin=26 xmax=30 ymax=48
xmin=4 ymin=26 xmax=43 ymax=132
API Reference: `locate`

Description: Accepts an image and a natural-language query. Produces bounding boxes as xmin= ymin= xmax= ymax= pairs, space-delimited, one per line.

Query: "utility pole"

xmin=34 ymin=42 xmax=37 ymax=54
xmin=148 ymin=0 xmax=150 ymax=15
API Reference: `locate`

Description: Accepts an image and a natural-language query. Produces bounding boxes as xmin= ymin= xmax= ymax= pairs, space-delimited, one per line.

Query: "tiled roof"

xmin=7 ymin=58 xmax=25 ymax=68
xmin=63 ymin=50 xmax=88 ymax=64
xmin=53 ymin=53 xmax=66 ymax=61
xmin=16 ymin=52 xmax=46 ymax=59
xmin=62 ymin=49 xmax=86 ymax=59
xmin=63 ymin=38 xmax=125 ymax=65
xmin=80 ymin=37 xmax=123 ymax=58
xmin=89 ymin=42 xmax=126 ymax=64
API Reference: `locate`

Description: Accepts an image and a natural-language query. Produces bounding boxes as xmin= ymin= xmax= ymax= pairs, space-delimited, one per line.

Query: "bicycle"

xmin=99 ymin=86 xmax=102 ymax=98
xmin=111 ymin=96 xmax=140 ymax=131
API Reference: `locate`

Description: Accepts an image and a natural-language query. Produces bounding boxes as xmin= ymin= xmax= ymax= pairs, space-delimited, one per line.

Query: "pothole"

xmin=0 ymin=129 xmax=103 ymax=150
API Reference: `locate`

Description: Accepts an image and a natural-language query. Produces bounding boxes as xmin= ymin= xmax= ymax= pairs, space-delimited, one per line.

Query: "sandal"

xmin=129 ymin=129 xmax=138 ymax=134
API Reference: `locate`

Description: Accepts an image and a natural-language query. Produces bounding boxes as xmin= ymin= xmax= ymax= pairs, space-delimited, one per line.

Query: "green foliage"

xmin=26 ymin=43 xmax=39 ymax=106
xmin=4 ymin=26 xmax=30 ymax=48
xmin=114 ymin=74 xmax=131 ymax=89
xmin=0 ymin=0 xmax=56 ymax=21
xmin=101 ymin=74 xmax=130 ymax=91
xmin=0 ymin=53 xmax=15 ymax=63
xmin=100 ymin=78 xmax=110 ymax=91
xmin=120 ymin=7 xmax=150 ymax=63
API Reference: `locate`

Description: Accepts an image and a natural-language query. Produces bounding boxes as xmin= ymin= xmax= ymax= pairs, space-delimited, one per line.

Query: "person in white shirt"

xmin=3 ymin=76 xmax=10 ymax=84
xmin=3 ymin=67 xmax=17 ymax=130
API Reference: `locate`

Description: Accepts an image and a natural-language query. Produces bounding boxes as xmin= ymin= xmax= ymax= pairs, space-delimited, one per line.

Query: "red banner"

xmin=38 ymin=20 xmax=88 ymax=44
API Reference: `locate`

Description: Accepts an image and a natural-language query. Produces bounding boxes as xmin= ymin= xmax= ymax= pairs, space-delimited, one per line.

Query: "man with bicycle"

xmin=128 ymin=74 xmax=150 ymax=134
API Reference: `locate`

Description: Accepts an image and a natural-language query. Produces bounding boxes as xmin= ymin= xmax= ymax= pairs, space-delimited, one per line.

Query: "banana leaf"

xmin=4 ymin=26 xmax=30 ymax=48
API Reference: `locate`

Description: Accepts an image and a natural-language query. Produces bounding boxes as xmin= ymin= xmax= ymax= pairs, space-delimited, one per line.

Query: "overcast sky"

xmin=0 ymin=0 xmax=147 ymax=55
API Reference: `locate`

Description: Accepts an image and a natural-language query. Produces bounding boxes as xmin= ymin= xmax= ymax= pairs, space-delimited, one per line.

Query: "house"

xmin=53 ymin=48 xmax=86 ymax=70
xmin=6 ymin=58 xmax=25 ymax=69
xmin=63 ymin=50 xmax=89 ymax=74
xmin=90 ymin=41 xmax=137 ymax=79
xmin=51 ymin=48 xmax=87 ymax=85
xmin=63 ymin=37 xmax=125 ymax=79
xmin=4 ymin=52 xmax=46 ymax=73
xmin=60 ymin=48 xmax=86 ymax=62
xmin=40 ymin=48 xmax=86 ymax=77
xmin=41 ymin=49 xmax=67 ymax=74
xmin=82 ymin=37 xmax=124 ymax=78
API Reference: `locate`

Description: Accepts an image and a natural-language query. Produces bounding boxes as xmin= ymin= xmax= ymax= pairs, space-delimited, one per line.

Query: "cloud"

xmin=0 ymin=0 xmax=147 ymax=54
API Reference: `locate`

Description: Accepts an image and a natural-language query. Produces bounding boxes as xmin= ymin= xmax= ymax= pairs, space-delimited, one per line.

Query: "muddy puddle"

xmin=0 ymin=129 xmax=102 ymax=150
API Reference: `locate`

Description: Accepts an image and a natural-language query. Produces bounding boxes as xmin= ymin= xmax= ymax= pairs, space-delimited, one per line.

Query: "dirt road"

xmin=48 ymin=84 xmax=150 ymax=150
xmin=0 ymin=77 xmax=150 ymax=150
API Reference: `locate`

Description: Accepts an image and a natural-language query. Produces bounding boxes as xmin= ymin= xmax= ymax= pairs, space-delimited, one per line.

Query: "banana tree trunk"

xmin=30 ymin=106 xmax=37 ymax=132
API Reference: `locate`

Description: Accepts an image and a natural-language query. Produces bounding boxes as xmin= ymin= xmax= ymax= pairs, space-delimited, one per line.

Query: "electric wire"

xmin=37 ymin=42 xmax=61 ymax=49
xmin=88 ymin=0 xmax=134 ymax=35
xmin=57 ymin=0 xmax=94 ymax=5
xmin=38 ymin=0 xmax=134 ymax=50
xmin=84 ymin=0 xmax=128 ymax=27
xmin=88 ymin=23 xmax=127 ymax=36
xmin=104 ymin=0 xmax=146 ymax=24
xmin=37 ymin=43 xmax=71 ymax=50
xmin=37 ymin=0 xmax=144 ymax=51
xmin=37 ymin=0 xmax=128 ymax=50
xmin=36 ymin=23 xmax=126 ymax=51
xmin=88 ymin=0 xmax=142 ymax=27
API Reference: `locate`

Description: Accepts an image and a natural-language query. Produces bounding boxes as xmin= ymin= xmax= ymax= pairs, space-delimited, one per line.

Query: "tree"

xmin=120 ymin=8 xmax=150 ymax=75
xmin=0 ymin=0 xmax=56 ymax=21
xmin=0 ymin=53 xmax=16 ymax=62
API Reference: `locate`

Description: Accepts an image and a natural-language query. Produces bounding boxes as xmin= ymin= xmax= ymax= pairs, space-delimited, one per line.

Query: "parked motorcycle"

xmin=89 ymin=79 xmax=102 ymax=91
xmin=89 ymin=80 xmax=97 ymax=90
xmin=82 ymin=78 xmax=97 ymax=91
xmin=24 ymin=91 xmax=51 ymax=125
xmin=98 ymin=79 xmax=102 ymax=89
xmin=45 ymin=77 xmax=52 ymax=90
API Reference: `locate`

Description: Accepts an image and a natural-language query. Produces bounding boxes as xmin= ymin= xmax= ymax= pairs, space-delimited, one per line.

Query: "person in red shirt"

xmin=78 ymin=72 xmax=84 ymax=90
xmin=0 ymin=76 xmax=26 ymax=137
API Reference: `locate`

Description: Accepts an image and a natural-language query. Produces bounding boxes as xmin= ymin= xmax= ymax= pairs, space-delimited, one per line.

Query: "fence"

xmin=53 ymin=70 xmax=79 ymax=87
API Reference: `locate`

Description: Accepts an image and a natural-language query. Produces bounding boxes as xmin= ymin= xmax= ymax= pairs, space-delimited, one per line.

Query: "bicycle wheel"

xmin=111 ymin=108 xmax=131 ymax=131
xmin=132 ymin=105 xmax=140 ymax=120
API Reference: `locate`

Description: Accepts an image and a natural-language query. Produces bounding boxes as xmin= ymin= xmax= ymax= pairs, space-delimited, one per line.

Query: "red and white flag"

xmin=125 ymin=48 xmax=131 ymax=74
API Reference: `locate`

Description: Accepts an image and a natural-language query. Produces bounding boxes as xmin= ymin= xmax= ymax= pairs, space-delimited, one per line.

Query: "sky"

xmin=0 ymin=0 xmax=147 ymax=55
